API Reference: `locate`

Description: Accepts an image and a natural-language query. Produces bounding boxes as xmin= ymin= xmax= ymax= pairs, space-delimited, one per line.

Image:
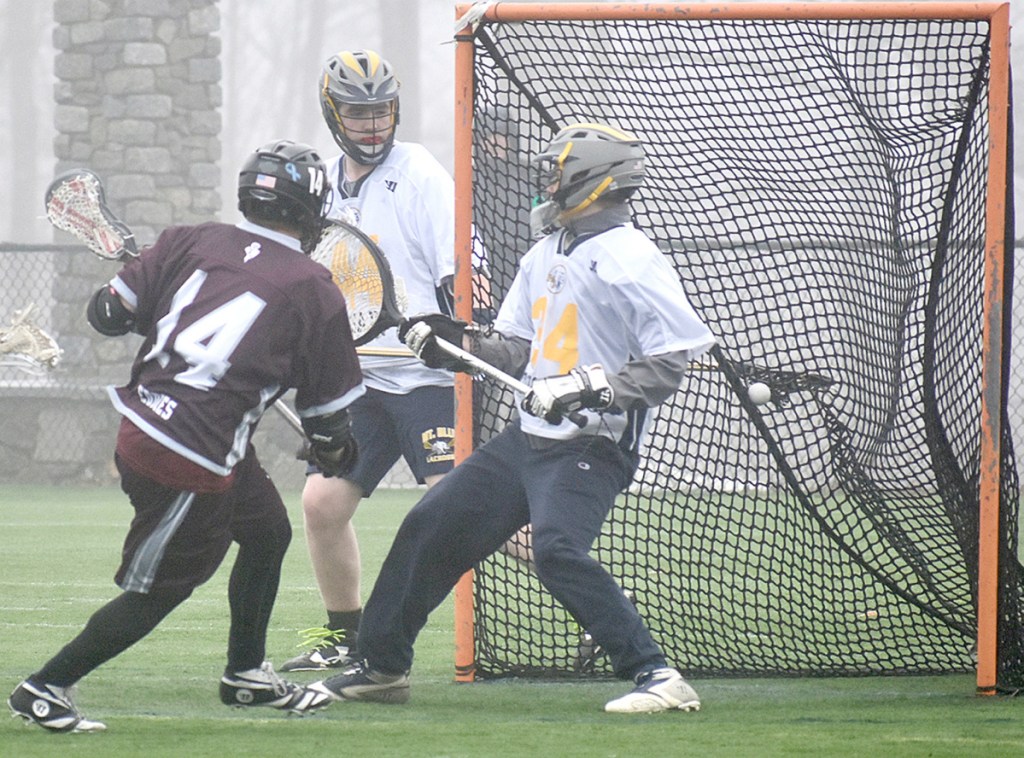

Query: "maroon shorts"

xmin=114 ymin=448 xmax=286 ymax=594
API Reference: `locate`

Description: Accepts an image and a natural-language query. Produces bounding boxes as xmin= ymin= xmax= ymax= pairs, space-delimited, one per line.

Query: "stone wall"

xmin=52 ymin=0 xmax=221 ymax=241
xmin=50 ymin=0 xmax=222 ymax=382
xmin=19 ymin=0 xmax=223 ymax=486
xmin=11 ymin=1 xmax=414 ymax=489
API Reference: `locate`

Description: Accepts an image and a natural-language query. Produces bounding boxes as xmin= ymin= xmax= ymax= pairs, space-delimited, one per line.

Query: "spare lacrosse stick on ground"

xmin=45 ymin=169 xmax=138 ymax=261
xmin=0 ymin=303 xmax=63 ymax=375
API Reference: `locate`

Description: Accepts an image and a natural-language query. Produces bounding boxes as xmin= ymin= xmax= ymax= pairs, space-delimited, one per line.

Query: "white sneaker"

xmin=219 ymin=662 xmax=332 ymax=715
xmin=604 ymin=667 xmax=701 ymax=713
xmin=309 ymin=660 xmax=410 ymax=704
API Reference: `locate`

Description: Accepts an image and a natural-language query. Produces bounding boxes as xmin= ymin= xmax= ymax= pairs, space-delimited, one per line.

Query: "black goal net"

xmin=462 ymin=12 xmax=1024 ymax=690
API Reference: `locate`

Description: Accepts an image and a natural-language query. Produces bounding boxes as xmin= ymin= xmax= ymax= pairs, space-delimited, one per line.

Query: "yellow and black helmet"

xmin=319 ymin=49 xmax=401 ymax=165
xmin=530 ymin=123 xmax=645 ymax=236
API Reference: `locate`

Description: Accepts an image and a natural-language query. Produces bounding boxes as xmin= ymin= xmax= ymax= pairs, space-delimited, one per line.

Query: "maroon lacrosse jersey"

xmin=107 ymin=221 xmax=364 ymax=477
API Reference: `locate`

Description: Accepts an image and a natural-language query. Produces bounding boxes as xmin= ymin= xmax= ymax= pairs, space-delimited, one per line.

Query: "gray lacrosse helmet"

xmin=319 ymin=49 xmax=401 ymax=165
xmin=529 ymin=123 xmax=646 ymax=237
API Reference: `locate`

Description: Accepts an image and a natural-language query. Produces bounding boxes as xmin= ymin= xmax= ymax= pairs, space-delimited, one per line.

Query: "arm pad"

xmin=87 ymin=285 xmax=135 ymax=336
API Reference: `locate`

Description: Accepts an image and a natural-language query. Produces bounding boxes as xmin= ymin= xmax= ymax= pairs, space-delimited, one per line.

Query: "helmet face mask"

xmin=320 ymin=49 xmax=400 ymax=165
xmin=238 ymin=140 xmax=330 ymax=254
xmin=329 ymin=101 xmax=399 ymax=164
xmin=529 ymin=123 xmax=646 ymax=237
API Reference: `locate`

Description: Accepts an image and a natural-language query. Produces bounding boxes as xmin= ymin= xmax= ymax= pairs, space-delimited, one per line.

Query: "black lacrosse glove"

xmin=522 ymin=365 xmax=615 ymax=425
xmin=308 ymin=437 xmax=358 ymax=478
xmin=301 ymin=409 xmax=359 ymax=478
xmin=398 ymin=313 xmax=471 ymax=371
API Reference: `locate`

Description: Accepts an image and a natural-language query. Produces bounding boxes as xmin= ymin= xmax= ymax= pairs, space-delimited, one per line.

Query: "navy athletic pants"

xmin=358 ymin=421 xmax=667 ymax=679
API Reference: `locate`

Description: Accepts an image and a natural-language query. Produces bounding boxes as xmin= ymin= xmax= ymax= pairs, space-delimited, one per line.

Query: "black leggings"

xmin=33 ymin=483 xmax=292 ymax=686
xmin=34 ymin=587 xmax=192 ymax=687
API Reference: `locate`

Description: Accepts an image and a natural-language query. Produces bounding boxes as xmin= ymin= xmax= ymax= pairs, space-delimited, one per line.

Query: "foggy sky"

xmin=0 ymin=1 xmax=1021 ymax=244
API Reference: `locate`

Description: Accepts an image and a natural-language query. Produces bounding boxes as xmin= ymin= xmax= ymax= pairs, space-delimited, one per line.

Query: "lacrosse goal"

xmin=450 ymin=3 xmax=1020 ymax=694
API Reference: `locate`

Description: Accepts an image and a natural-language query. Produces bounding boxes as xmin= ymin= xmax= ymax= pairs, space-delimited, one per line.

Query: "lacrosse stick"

xmin=272 ymin=398 xmax=304 ymax=435
xmin=0 ymin=302 xmax=63 ymax=375
xmin=272 ymin=340 xmax=528 ymax=440
xmin=274 ymin=221 xmax=413 ymax=437
xmin=357 ymin=345 xmax=414 ymax=357
xmin=694 ymin=345 xmax=836 ymax=408
xmin=310 ymin=221 xmax=407 ymax=346
xmin=45 ymin=169 xmax=138 ymax=261
xmin=431 ymin=336 xmax=586 ymax=428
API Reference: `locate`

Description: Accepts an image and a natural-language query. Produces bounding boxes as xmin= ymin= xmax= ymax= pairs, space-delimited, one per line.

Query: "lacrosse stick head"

xmin=310 ymin=221 xmax=405 ymax=345
xmin=45 ymin=169 xmax=138 ymax=261
xmin=0 ymin=302 xmax=63 ymax=375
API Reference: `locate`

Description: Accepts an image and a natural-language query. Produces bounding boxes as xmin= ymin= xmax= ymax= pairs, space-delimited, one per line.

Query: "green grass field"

xmin=1 ymin=484 xmax=1021 ymax=757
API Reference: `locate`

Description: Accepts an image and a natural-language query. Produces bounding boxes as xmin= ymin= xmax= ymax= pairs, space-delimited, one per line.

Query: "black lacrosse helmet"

xmin=238 ymin=140 xmax=330 ymax=253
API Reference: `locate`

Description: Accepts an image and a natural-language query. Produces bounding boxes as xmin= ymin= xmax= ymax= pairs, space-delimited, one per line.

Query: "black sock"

xmin=326 ymin=609 xmax=362 ymax=644
xmin=225 ymin=512 xmax=291 ymax=674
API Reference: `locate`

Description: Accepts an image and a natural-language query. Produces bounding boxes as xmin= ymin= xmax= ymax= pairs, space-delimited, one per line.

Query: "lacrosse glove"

xmin=301 ymin=409 xmax=359 ymax=478
xmin=399 ymin=313 xmax=471 ymax=371
xmin=522 ymin=365 xmax=615 ymax=425
xmin=308 ymin=438 xmax=358 ymax=478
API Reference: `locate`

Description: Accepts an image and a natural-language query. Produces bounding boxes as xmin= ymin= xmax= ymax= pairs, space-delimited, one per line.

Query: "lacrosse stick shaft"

xmin=433 ymin=336 xmax=530 ymax=393
xmin=272 ymin=399 xmax=304 ymax=437
xmin=431 ymin=337 xmax=586 ymax=428
xmin=356 ymin=345 xmax=414 ymax=357
xmin=273 ymin=350 xmax=410 ymax=435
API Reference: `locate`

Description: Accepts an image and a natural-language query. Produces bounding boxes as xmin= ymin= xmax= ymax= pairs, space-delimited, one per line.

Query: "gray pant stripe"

xmin=120 ymin=491 xmax=196 ymax=594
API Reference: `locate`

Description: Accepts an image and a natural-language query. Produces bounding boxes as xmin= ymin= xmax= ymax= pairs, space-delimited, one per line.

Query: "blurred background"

xmin=0 ymin=0 xmax=459 ymax=243
xmin=0 ymin=1 xmax=1020 ymax=244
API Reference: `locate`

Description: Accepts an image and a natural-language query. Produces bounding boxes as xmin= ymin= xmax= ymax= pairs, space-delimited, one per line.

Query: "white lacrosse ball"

xmin=748 ymin=382 xmax=772 ymax=406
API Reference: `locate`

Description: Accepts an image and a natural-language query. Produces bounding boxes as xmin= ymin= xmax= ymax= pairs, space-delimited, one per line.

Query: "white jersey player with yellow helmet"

xmin=495 ymin=208 xmax=712 ymax=445
xmin=281 ymin=49 xmax=467 ymax=673
xmin=322 ymin=140 xmax=456 ymax=392
xmin=309 ymin=123 xmax=716 ymax=715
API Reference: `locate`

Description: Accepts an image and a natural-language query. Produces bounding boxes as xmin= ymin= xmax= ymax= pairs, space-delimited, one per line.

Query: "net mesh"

xmin=465 ymin=15 xmax=1024 ymax=689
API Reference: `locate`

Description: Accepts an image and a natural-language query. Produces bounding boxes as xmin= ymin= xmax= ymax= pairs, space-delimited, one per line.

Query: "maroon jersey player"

xmin=107 ymin=219 xmax=362 ymax=483
xmin=8 ymin=140 xmax=363 ymax=733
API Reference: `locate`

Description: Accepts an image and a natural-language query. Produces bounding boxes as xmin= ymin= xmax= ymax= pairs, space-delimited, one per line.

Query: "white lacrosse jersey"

xmin=323 ymin=142 xmax=455 ymax=393
xmin=494 ymin=223 xmax=715 ymax=444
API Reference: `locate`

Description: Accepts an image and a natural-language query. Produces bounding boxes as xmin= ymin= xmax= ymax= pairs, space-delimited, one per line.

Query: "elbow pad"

xmin=87 ymin=285 xmax=135 ymax=336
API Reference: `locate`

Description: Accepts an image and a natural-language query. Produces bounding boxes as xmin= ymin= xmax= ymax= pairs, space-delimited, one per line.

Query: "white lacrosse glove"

xmin=522 ymin=365 xmax=614 ymax=425
xmin=403 ymin=321 xmax=435 ymax=361
xmin=399 ymin=314 xmax=472 ymax=372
